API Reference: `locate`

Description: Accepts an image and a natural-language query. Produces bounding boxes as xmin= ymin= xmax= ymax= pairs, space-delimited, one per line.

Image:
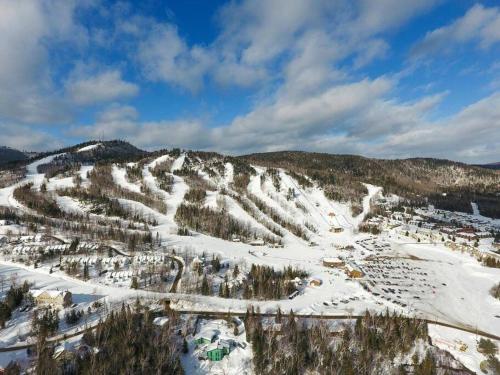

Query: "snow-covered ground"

xmin=112 ymin=165 xmax=142 ymax=193
xmin=0 ymin=154 xmax=64 ymax=208
xmin=77 ymin=143 xmax=102 ymax=153
xmin=182 ymin=319 xmax=253 ymax=375
xmin=1 ymin=152 xmax=499 ymax=375
xmin=429 ymin=324 xmax=500 ymax=374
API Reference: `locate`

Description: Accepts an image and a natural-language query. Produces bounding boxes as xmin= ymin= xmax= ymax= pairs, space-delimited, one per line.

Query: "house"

xmin=153 ymin=317 xmax=169 ymax=327
xmin=456 ymin=232 xmax=477 ymax=241
xmin=205 ymin=340 xmax=231 ymax=361
xmin=191 ymin=257 xmax=203 ymax=271
xmin=330 ymin=226 xmax=343 ymax=233
xmin=345 ymin=263 xmax=364 ymax=278
xmin=232 ymin=317 xmax=245 ymax=335
xmin=309 ymin=277 xmax=322 ymax=287
xmin=249 ymin=238 xmax=265 ymax=246
xmin=323 ymin=257 xmax=344 ymax=268
xmin=31 ymin=289 xmax=72 ymax=307
xmin=475 ymin=231 xmax=492 ymax=239
xmin=53 ymin=343 xmax=74 ymax=361
xmin=195 ymin=335 xmax=215 ymax=346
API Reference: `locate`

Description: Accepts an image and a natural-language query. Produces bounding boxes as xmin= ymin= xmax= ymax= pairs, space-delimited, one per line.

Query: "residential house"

xmin=31 ymin=289 xmax=72 ymax=307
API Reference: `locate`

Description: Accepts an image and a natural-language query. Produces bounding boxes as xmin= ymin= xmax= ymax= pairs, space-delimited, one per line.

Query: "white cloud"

xmin=68 ymin=104 xmax=209 ymax=150
xmin=64 ymin=81 xmax=500 ymax=163
xmin=66 ymin=70 xmax=139 ymax=105
xmin=411 ymin=4 xmax=500 ymax=59
xmin=0 ymin=0 xmax=88 ymax=124
xmin=0 ymin=123 xmax=61 ymax=151
xmin=137 ymin=24 xmax=213 ymax=92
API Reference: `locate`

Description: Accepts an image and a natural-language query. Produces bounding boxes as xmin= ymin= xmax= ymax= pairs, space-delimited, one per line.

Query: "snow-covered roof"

xmin=30 ymin=289 xmax=68 ymax=298
xmin=153 ymin=317 xmax=169 ymax=326
xmin=323 ymin=257 xmax=343 ymax=263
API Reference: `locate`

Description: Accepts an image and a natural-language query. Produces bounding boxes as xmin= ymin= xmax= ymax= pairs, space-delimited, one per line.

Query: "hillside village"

xmin=0 ymin=142 xmax=498 ymax=374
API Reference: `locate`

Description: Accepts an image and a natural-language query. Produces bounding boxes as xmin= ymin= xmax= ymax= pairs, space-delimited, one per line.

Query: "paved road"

xmin=107 ymin=245 xmax=184 ymax=293
xmin=1 ymin=305 xmax=498 ymax=353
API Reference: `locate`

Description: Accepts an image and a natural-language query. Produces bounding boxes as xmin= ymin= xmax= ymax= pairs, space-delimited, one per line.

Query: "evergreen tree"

xmin=201 ymin=275 xmax=210 ymax=296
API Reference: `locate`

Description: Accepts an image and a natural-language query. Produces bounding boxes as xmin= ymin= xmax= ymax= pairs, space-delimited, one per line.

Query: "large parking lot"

xmin=360 ymin=257 xmax=442 ymax=311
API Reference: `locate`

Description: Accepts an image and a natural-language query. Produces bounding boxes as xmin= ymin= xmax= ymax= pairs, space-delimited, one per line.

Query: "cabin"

xmin=31 ymin=289 xmax=72 ymax=307
xmin=323 ymin=257 xmax=344 ymax=268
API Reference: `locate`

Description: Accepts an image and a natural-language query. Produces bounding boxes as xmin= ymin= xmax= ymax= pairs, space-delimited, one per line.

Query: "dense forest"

xmin=245 ymin=309 xmax=474 ymax=375
xmin=30 ymin=306 xmax=184 ymax=375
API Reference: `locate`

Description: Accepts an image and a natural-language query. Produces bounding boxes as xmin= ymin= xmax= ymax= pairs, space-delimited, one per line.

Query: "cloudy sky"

xmin=0 ymin=0 xmax=499 ymax=163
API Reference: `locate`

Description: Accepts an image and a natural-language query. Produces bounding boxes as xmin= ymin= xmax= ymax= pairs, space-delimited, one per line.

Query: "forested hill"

xmin=240 ymin=151 xmax=500 ymax=218
xmin=476 ymin=162 xmax=500 ymax=170
xmin=0 ymin=146 xmax=27 ymax=166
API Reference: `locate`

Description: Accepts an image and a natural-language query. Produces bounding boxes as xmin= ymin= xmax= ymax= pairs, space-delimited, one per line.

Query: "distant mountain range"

xmin=1 ymin=140 xmax=499 ymax=219
xmin=475 ymin=162 xmax=500 ymax=170
xmin=0 ymin=146 xmax=28 ymax=166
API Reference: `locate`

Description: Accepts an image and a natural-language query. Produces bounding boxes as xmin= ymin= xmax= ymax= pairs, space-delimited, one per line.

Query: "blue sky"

xmin=0 ymin=0 xmax=499 ymax=163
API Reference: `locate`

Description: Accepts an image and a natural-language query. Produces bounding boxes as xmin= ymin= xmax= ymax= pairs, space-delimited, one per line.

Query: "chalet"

xmin=249 ymin=238 xmax=265 ymax=246
xmin=323 ymin=257 xmax=344 ymax=268
xmin=191 ymin=257 xmax=203 ymax=271
xmin=475 ymin=231 xmax=492 ymax=239
xmin=456 ymin=232 xmax=477 ymax=241
xmin=440 ymin=227 xmax=457 ymax=235
xmin=309 ymin=277 xmax=322 ymax=287
xmin=31 ymin=289 xmax=72 ymax=307
xmin=345 ymin=263 xmax=364 ymax=278
xmin=53 ymin=343 xmax=74 ymax=361
xmin=153 ymin=317 xmax=169 ymax=327
xmin=330 ymin=226 xmax=343 ymax=233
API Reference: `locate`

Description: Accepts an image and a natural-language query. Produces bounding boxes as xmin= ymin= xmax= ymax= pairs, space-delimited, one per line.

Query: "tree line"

xmin=244 ymin=308 xmax=471 ymax=375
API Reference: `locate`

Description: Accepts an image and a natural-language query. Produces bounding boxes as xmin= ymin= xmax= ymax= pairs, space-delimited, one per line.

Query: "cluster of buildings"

xmin=322 ymin=257 xmax=364 ymax=278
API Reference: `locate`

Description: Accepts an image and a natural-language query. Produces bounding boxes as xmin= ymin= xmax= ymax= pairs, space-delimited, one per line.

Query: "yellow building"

xmin=323 ymin=257 xmax=344 ymax=268
xmin=31 ymin=289 xmax=72 ymax=307
xmin=345 ymin=263 xmax=364 ymax=278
